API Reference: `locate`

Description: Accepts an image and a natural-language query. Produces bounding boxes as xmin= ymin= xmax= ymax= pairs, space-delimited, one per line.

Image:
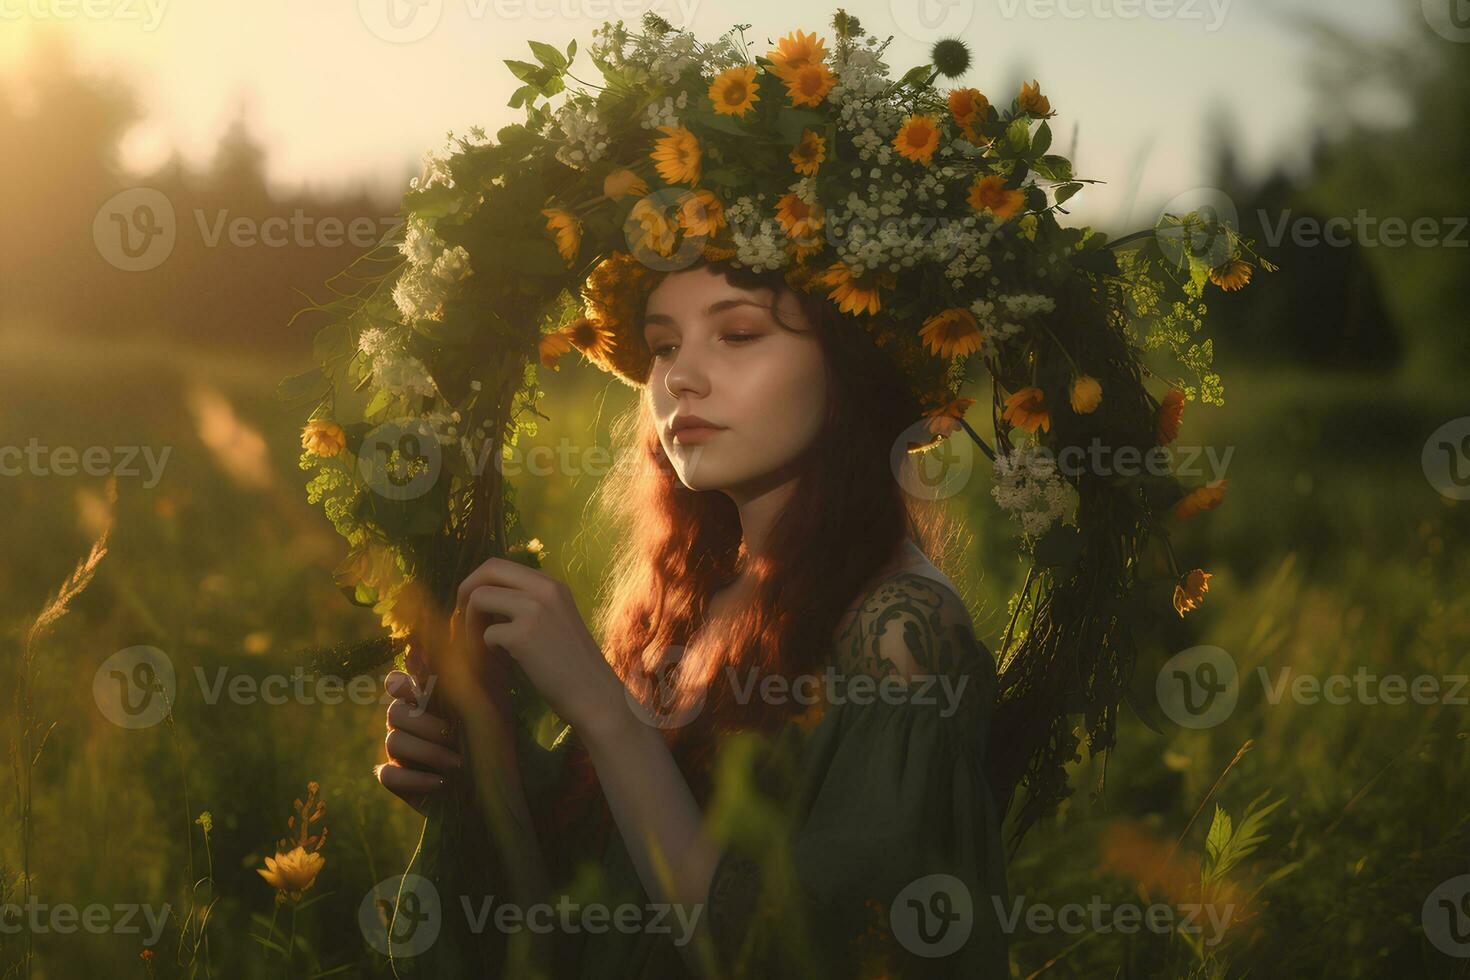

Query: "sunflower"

xmin=603 ymin=168 xmax=648 ymax=200
xmin=539 ymin=328 xmax=575 ymax=370
xmin=967 ymin=175 xmax=1026 ymax=221
xmin=300 ymin=419 xmax=345 ymax=457
xmin=893 ymin=114 xmax=940 ymax=166
xmin=258 ymin=846 xmax=324 ymax=901
xmin=1002 ymin=386 xmax=1050 ymax=433
xmin=1069 ymin=375 xmax=1102 ymax=414
xmin=629 ymin=197 xmax=678 ymax=257
xmin=775 ymin=193 xmax=823 ymax=239
xmin=1174 ymin=480 xmax=1228 ymax=520
xmin=782 ymin=62 xmax=835 ymax=107
xmin=767 ymin=29 xmax=827 ymax=77
xmin=1157 ymin=388 xmax=1185 ymax=445
xmin=583 ymin=252 xmax=656 ymax=334
xmin=1172 ymin=569 xmax=1212 ymax=616
xmin=919 ymin=308 xmax=983 ymax=358
xmin=790 ymin=129 xmax=826 ymax=176
xmin=922 ymin=396 xmax=977 ymax=438
xmin=677 ymin=189 xmax=725 ymax=237
xmin=540 ymin=207 xmax=581 ymax=264
xmin=786 ymin=234 xmax=824 ymax=264
xmin=1018 ymin=79 xmax=1052 ymax=117
xmin=820 ymin=262 xmax=891 ymax=316
xmin=1209 ymin=259 xmax=1253 ymax=291
xmin=651 ymin=125 xmax=701 ymax=185
xmin=948 ymin=87 xmax=990 ymax=139
xmin=709 ymin=65 xmax=760 ymax=117
xmin=564 ymin=314 xmax=616 ymax=362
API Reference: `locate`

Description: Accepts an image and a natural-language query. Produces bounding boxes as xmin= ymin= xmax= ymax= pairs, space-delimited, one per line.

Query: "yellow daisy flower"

xmin=677 ymin=189 xmax=725 ymax=237
xmin=922 ymin=396 xmax=977 ymax=438
xmin=1174 ymin=480 xmax=1228 ymax=520
xmin=967 ymin=175 xmax=1026 ymax=221
xmin=1001 ymin=386 xmax=1050 ymax=433
xmin=540 ymin=207 xmax=581 ymax=264
xmin=918 ymin=308 xmax=983 ymax=358
xmin=820 ymin=262 xmax=891 ymax=316
xmin=1069 ymin=375 xmax=1102 ymax=414
xmin=1173 ymin=569 xmax=1212 ymax=616
xmin=783 ymin=63 xmax=835 ymax=107
xmin=790 ymin=129 xmax=826 ymax=176
xmin=893 ymin=114 xmax=940 ymax=166
xmin=709 ymin=65 xmax=760 ymax=117
xmin=651 ymin=125 xmax=701 ymax=185
xmin=603 ymin=168 xmax=648 ymax=200
xmin=767 ymin=29 xmax=827 ymax=77
xmin=539 ymin=328 xmax=575 ymax=370
xmin=629 ymin=197 xmax=678 ymax=257
xmin=1018 ymin=79 xmax=1052 ymax=117
xmin=775 ymin=193 xmax=823 ymax=239
xmin=258 ymin=846 xmax=324 ymax=901
xmin=947 ymin=87 xmax=989 ymax=137
xmin=300 ymin=419 xmax=346 ymax=457
xmin=1209 ymin=259 xmax=1253 ymax=291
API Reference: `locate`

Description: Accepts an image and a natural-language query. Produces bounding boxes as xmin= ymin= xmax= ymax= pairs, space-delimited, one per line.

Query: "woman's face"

xmin=642 ymin=265 xmax=828 ymax=497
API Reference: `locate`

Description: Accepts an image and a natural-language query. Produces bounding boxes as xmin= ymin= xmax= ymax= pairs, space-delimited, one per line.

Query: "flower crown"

xmin=288 ymin=10 xmax=1266 ymax=835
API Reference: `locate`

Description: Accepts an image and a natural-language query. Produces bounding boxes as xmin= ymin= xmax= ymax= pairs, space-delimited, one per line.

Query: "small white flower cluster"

xmin=372 ymin=351 xmax=439 ymax=400
xmin=830 ymin=36 xmax=891 ymax=98
xmin=640 ymin=90 xmax=689 ymax=130
xmin=936 ymin=219 xmax=994 ymax=286
xmin=420 ymin=409 xmax=463 ymax=445
xmin=999 ymin=293 xmax=1057 ymax=318
xmin=969 ymin=299 xmax=1022 ymax=348
xmin=552 ymin=97 xmax=609 ymax=168
xmin=408 ymin=149 xmax=455 ymax=192
xmin=839 ymin=97 xmax=903 ymax=160
xmin=392 ymin=233 xmax=473 ymax=324
xmin=357 ymin=327 xmax=393 ymax=358
xmin=589 ymin=20 xmax=631 ymax=64
xmin=992 ymin=444 xmax=1072 ymax=537
xmin=731 ymin=218 xmax=790 ymax=273
xmin=634 ymin=30 xmax=699 ymax=83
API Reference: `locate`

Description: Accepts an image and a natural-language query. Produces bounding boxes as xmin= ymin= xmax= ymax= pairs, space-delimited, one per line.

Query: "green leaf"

xmin=503 ymin=59 xmax=541 ymax=83
xmin=1032 ymin=121 xmax=1052 ymax=156
xmin=528 ymin=39 xmax=566 ymax=70
xmin=1006 ymin=117 xmax=1031 ymax=152
xmin=1036 ymin=154 xmax=1074 ymax=182
xmin=1055 ymin=182 xmax=1084 ymax=205
xmin=686 ymin=108 xmax=749 ymax=137
xmin=566 ymin=38 xmax=576 ymax=61
xmin=508 ymin=84 xmax=537 ymax=109
xmin=276 ymin=368 xmax=329 ymax=406
xmin=772 ymin=108 xmax=827 ymax=145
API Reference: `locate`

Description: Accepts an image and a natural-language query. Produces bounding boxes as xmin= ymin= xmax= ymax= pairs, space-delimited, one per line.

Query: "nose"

xmin=662 ymin=341 xmax=711 ymax=400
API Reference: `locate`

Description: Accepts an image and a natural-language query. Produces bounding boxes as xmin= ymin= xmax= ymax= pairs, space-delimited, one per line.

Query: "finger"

xmin=385 ymin=669 xmax=420 ymax=706
xmin=465 ymin=585 xmax=535 ymax=632
xmin=456 ymin=557 xmax=558 ymax=613
xmin=375 ymin=762 xmax=440 ymax=813
xmin=385 ymin=729 xmax=464 ymax=773
xmin=387 ymin=698 xmax=458 ymax=748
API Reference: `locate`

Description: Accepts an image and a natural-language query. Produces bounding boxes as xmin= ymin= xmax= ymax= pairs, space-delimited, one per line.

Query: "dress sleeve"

xmin=705 ymin=572 xmax=1012 ymax=979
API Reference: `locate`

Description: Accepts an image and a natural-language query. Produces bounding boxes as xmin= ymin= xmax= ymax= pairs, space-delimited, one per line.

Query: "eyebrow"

xmin=641 ymin=298 xmax=773 ymax=331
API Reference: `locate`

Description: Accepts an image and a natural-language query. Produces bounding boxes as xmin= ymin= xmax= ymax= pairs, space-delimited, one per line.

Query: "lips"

xmin=669 ymin=415 xmax=727 ymax=443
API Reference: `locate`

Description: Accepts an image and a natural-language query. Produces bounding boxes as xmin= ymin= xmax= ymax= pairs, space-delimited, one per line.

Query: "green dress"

xmin=393 ymin=571 xmax=1011 ymax=979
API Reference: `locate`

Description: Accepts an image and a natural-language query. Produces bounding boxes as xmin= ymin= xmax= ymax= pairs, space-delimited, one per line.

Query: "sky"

xmin=0 ymin=0 xmax=1412 ymax=228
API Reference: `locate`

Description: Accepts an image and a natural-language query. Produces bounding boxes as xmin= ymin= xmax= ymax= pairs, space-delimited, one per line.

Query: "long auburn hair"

xmin=543 ymin=261 xmax=966 ymax=836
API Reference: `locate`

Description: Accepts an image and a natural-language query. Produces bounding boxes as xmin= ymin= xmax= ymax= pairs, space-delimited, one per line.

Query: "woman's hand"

xmin=375 ymin=668 xmax=464 ymax=815
xmin=456 ymin=557 xmax=633 ymax=744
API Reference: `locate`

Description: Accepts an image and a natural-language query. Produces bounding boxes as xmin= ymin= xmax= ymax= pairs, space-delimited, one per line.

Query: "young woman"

xmin=374 ymin=259 xmax=1010 ymax=977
